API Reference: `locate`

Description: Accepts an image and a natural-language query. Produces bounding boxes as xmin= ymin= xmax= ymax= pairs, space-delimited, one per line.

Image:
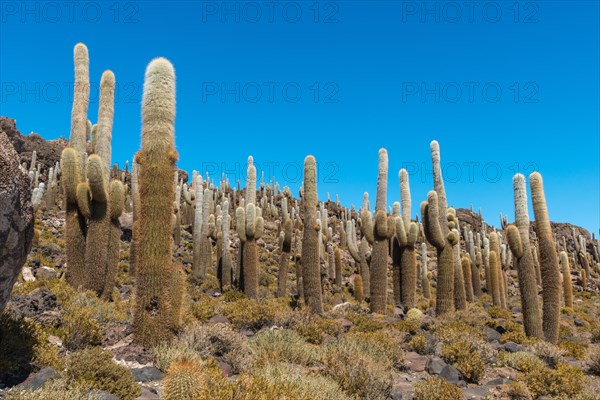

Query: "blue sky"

xmin=1 ymin=1 xmax=598 ymax=233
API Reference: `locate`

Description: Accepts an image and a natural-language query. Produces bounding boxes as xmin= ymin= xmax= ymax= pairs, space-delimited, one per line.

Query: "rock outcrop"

xmin=0 ymin=123 xmax=35 ymax=311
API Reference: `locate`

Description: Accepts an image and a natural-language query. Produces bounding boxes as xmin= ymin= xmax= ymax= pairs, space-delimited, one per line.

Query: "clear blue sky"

xmin=1 ymin=1 xmax=598 ymax=234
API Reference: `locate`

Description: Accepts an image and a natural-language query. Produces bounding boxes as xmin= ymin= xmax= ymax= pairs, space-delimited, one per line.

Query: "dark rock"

xmin=483 ymin=326 xmax=502 ymax=342
xmin=439 ymin=364 xmax=462 ymax=384
xmin=503 ymin=342 xmax=523 ymax=353
xmin=0 ymin=123 xmax=35 ymax=312
xmin=574 ymin=318 xmax=585 ymax=327
xmin=7 ymin=287 xmax=58 ymax=320
xmin=131 ymin=366 xmax=164 ymax=383
xmin=405 ymin=351 xmax=428 ymax=372
xmin=17 ymin=367 xmax=59 ymax=391
xmin=339 ymin=318 xmax=353 ymax=330
xmin=425 ymin=356 xmax=447 ymax=375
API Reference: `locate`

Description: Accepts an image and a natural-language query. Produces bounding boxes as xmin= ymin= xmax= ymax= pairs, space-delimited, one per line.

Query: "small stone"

xmin=22 ymin=266 xmax=35 ymax=282
xmin=36 ymin=266 xmax=57 ymax=280
xmin=131 ymin=366 xmax=164 ymax=383
xmin=339 ymin=318 xmax=353 ymax=330
xmin=574 ymin=319 xmax=584 ymax=327
xmin=208 ymin=314 xmax=230 ymax=324
xmin=137 ymin=386 xmax=160 ymax=399
xmin=483 ymin=326 xmax=502 ymax=342
xmin=405 ymin=351 xmax=428 ymax=372
xmin=503 ymin=342 xmax=523 ymax=353
xmin=89 ymin=390 xmax=119 ymax=400
xmin=217 ymin=360 xmax=233 ymax=377
xmin=47 ymin=335 xmax=63 ymax=347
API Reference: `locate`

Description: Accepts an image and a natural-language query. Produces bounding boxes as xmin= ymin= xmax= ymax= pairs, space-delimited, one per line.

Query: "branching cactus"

xmin=236 ymin=202 xmax=264 ymax=299
xmin=61 ymin=43 xmax=90 ymax=290
xmin=529 ymin=172 xmax=561 ymax=343
xmin=301 ymin=155 xmax=323 ymax=314
xmin=369 ymin=149 xmax=395 ymax=314
xmin=560 ymin=251 xmax=573 ymax=308
xmin=394 ymin=215 xmax=419 ymax=309
xmin=506 ymin=175 xmax=543 ymax=338
xmin=347 ymin=219 xmax=370 ymax=297
xmin=421 ymin=190 xmax=457 ymax=316
xmin=133 ymin=57 xmax=179 ymax=346
xmin=276 ymin=217 xmax=293 ymax=297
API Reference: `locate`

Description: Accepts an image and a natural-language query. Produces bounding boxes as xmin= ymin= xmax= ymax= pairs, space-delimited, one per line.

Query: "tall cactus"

xmin=560 ymin=251 xmax=573 ymax=308
xmin=276 ymin=218 xmax=293 ymax=297
xmin=301 ymin=155 xmax=323 ymax=314
xmin=421 ymin=190 xmax=457 ymax=316
xmin=219 ymin=199 xmax=233 ymax=291
xmin=61 ymin=46 xmax=123 ymax=298
xmin=370 ymin=149 xmax=394 ymax=314
xmin=506 ymin=180 xmax=540 ymax=331
xmin=461 ymin=255 xmax=474 ymax=302
xmin=237 ymin=157 xmax=263 ymax=299
xmin=62 ymin=43 xmax=90 ymax=290
xmin=133 ymin=58 xmax=178 ymax=346
xmin=529 ymin=172 xmax=561 ymax=343
xmin=347 ymin=220 xmax=370 ymax=297
xmin=488 ymin=232 xmax=502 ymax=307
xmin=394 ymin=215 xmax=419 ymax=309
xmin=192 ymin=176 xmax=204 ymax=278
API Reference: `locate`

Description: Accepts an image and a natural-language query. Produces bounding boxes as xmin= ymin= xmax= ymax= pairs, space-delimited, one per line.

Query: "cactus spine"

xmin=301 ymin=155 xmax=323 ymax=314
xmin=560 ymin=251 xmax=573 ymax=308
xmin=462 ymin=255 xmax=474 ymax=302
xmin=133 ymin=58 xmax=178 ymax=346
xmin=219 ymin=199 xmax=233 ymax=291
xmin=488 ymin=233 xmax=502 ymax=307
xmin=334 ymin=245 xmax=342 ymax=287
xmin=529 ymin=172 xmax=561 ymax=343
xmin=354 ymin=273 xmax=364 ymax=302
xmin=370 ymin=149 xmax=393 ymax=314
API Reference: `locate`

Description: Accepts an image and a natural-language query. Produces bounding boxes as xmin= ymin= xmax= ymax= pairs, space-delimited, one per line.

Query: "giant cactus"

xmin=301 ymin=155 xmax=323 ymax=314
xmin=560 ymin=251 xmax=573 ymax=308
xmin=488 ymin=232 xmax=502 ymax=307
xmin=529 ymin=172 xmax=561 ymax=343
xmin=421 ymin=141 xmax=456 ymax=316
xmin=61 ymin=46 xmax=123 ymax=298
xmin=133 ymin=58 xmax=179 ymax=346
xmin=276 ymin=217 xmax=293 ymax=297
xmin=62 ymin=43 xmax=90 ymax=290
xmin=237 ymin=158 xmax=262 ymax=298
xmin=505 ymin=175 xmax=542 ymax=339
xmin=369 ymin=149 xmax=395 ymax=314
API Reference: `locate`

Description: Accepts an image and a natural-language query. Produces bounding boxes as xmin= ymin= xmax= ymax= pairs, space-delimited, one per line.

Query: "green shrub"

xmin=441 ymin=338 xmax=487 ymax=383
xmin=320 ymin=336 xmax=393 ymax=400
xmin=223 ymin=298 xmax=288 ymax=331
xmin=414 ymin=377 xmax=462 ymax=400
xmin=517 ymin=362 xmax=584 ymax=399
xmin=250 ymin=329 xmax=317 ymax=366
xmin=179 ymin=322 xmax=251 ymax=373
xmin=66 ymin=347 xmax=140 ymax=400
xmin=3 ymin=379 xmax=99 ymax=400
xmin=558 ymin=339 xmax=587 ymax=360
xmin=152 ymin=341 xmax=204 ymax=372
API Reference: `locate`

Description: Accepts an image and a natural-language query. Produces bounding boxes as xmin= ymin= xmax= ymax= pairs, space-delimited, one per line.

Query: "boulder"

xmin=0 ymin=127 xmax=34 ymax=311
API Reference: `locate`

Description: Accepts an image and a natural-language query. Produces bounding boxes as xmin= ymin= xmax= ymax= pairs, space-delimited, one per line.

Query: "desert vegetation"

xmin=1 ymin=43 xmax=600 ymax=400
